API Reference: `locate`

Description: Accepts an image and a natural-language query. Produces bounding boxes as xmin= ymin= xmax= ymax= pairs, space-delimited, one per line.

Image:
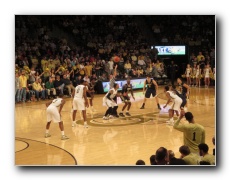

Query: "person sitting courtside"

xmin=198 ymin=143 xmax=215 ymax=165
xmin=179 ymin=145 xmax=200 ymax=165
xmin=155 ymin=147 xmax=168 ymax=165
xmin=168 ymin=150 xmax=186 ymax=165
xmin=135 ymin=159 xmax=146 ymax=165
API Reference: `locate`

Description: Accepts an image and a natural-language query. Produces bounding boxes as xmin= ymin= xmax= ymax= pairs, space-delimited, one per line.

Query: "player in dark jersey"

xmin=119 ymin=78 xmax=135 ymax=117
xmin=86 ymin=78 xmax=97 ymax=113
xmin=140 ymin=74 xmax=161 ymax=110
xmin=176 ymin=78 xmax=190 ymax=109
xmin=171 ymin=85 xmax=187 ymax=110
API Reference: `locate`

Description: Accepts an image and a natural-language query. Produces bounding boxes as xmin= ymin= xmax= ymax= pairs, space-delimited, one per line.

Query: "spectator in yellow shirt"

xmin=19 ymin=70 xmax=28 ymax=102
xmin=197 ymin=52 xmax=205 ymax=63
xmin=32 ymin=78 xmax=46 ymax=101
xmin=198 ymin=143 xmax=215 ymax=165
xmin=179 ymin=145 xmax=201 ymax=165
xmin=85 ymin=62 xmax=93 ymax=76
xmin=124 ymin=60 xmax=132 ymax=75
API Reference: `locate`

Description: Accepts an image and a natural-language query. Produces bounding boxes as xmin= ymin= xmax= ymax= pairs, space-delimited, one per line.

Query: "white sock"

xmin=84 ymin=121 xmax=87 ymax=125
xmin=61 ymin=131 xmax=64 ymax=136
xmin=46 ymin=130 xmax=49 ymax=134
xmin=126 ymin=111 xmax=129 ymax=113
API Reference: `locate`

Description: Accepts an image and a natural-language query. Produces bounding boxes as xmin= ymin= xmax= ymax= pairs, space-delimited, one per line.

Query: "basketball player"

xmin=109 ymin=64 xmax=118 ymax=105
xmin=163 ymin=86 xmax=182 ymax=125
xmin=45 ymin=93 xmax=69 ymax=140
xmin=203 ymin=64 xmax=212 ymax=88
xmin=171 ymin=85 xmax=187 ymax=110
xmin=140 ymin=74 xmax=161 ymax=110
xmin=119 ymin=78 xmax=135 ymax=117
xmin=177 ymin=77 xmax=190 ymax=101
xmin=85 ymin=79 xmax=97 ymax=113
xmin=72 ymin=80 xmax=89 ymax=128
xmin=103 ymin=83 xmax=120 ymax=120
xmin=173 ymin=110 xmax=205 ymax=153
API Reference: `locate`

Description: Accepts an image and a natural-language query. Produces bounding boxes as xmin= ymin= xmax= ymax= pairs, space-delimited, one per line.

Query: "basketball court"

xmin=15 ymin=86 xmax=215 ymax=165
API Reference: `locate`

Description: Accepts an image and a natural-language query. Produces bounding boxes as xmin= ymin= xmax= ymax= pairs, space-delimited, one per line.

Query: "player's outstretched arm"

xmin=173 ymin=110 xmax=185 ymax=131
xmin=113 ymin=64 xmax=117 ymax=77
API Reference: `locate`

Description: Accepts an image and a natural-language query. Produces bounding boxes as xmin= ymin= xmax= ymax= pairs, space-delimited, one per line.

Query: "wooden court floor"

xmin=15 ymin=86 xmax=215 ymax=166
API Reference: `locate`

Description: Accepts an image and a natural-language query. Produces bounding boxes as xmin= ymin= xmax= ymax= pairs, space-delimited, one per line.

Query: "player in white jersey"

xmin=72 ymin=80 xmax=89 ymax=128
xmin=203 ymin=64 xmax=212 ymax=88
xmin=45 ymin=94 xmax=69 ymax=140
xmin=163 ymin=86 xmax=182 ymax=125
xmin=185 ymin=64 xmax=192 ymax=86
xmin=103 ymin=83 xmax=120 ymax=119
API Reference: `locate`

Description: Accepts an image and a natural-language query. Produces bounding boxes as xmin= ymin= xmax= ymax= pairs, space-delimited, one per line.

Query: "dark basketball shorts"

xmin=86 ymin=92 xmax=94 ymax=99
xmin=145 ymin=89 xmax=156 ymax=98
xmin=120 ymin=95 xmax=131 ymax=103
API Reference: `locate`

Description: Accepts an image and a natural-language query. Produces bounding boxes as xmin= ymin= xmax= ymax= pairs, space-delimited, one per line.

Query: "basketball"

xmin=113 ymin=56 xmax=120 ymax=63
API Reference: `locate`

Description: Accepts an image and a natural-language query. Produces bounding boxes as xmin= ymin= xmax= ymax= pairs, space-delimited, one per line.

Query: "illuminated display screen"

xmin=152 ymin=45 xmax=186 ymax=55
xmin=102 ymin=78 xmax=146 ymax=93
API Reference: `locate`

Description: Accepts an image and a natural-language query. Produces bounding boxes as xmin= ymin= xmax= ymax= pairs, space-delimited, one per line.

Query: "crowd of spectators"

xmin=136 ymin=141 xmax=215 ymax=166
xmin=15 ymin=15 xmax=215 ymax=103
xmin=144 ymin=15 xmax=214 ymax=49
